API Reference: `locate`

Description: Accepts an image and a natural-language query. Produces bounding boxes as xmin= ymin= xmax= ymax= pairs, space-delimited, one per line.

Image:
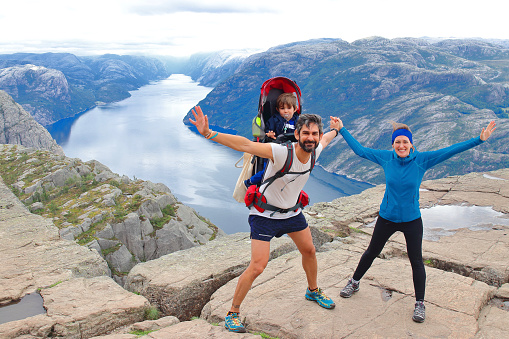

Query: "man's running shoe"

xmin=224 ymin=312 xmax=246 ymax=333
xmin=305 ymin=287 xmax=336 ymax=309
xmin=412 ymin=301 xmax=426 ymax=323
xmin=340 ymin=278 xmax=360 ymax=298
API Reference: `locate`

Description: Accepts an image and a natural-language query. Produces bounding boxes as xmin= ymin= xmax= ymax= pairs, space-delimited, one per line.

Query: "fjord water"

xmin=48 ymin=75 xmax=370 ymax=234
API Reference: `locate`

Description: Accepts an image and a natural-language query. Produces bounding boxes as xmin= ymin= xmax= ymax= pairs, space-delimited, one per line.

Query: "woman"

xmin=337 ymin=119 xmax=496 ymax=323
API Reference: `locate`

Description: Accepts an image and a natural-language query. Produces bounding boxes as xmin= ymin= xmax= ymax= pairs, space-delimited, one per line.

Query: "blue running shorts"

xmin=249 ymin=212 xmax=308 ymax=242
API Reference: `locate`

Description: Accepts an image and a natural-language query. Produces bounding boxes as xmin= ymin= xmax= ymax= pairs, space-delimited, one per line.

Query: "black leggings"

xmin=352 ymin=216 xmax=426 ymax=301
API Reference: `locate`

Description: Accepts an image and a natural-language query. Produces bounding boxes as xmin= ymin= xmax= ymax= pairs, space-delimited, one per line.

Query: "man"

xmin=190 ymin=106 xmax=341 ymax=333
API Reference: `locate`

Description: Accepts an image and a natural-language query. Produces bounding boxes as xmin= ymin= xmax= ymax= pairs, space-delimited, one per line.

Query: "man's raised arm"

xmin=189 ymin=106 xmax=274 ymax=161
xmin=320 ymin=116 xmax=341 ymax=148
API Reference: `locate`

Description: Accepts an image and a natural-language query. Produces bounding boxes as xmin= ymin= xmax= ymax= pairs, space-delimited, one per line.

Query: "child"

xmin=245 ymin=93 xmax=299 ymax=187
xmin=265 ymin=92 xmax=299 ymax=141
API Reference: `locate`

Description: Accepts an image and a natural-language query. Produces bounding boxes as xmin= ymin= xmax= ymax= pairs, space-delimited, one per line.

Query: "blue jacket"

xmin=340 ymin=127 xmax=484 ymax=223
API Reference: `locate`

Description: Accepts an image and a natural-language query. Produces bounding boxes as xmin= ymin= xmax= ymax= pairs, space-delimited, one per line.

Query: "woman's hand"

xmin=330 ymin=116 xmax=343 ymax=130
xmin=189 ymin=106 xmax=210 ymax=137
xmin=480 ymin=121 xmax=496 ymax=141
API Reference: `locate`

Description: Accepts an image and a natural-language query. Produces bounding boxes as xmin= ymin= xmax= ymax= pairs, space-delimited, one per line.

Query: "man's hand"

xmin=320 ymin=116 xmax=342 ymax=148
xmin=189 ymin=106 xmax=210 ymax=137
xmin=330 ymin=116 xmax=343 ymax=130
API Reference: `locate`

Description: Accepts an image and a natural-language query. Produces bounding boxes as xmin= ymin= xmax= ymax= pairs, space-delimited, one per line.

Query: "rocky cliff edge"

xmin=0 ymin=90 xmax=63 ymax=155
xmin=1 ymin=161 xmax=508 ymax=338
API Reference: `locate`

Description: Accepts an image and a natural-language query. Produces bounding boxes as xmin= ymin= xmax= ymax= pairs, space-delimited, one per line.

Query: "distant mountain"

xmin=184 ymin=37 xmax=509 ymax=184
xmin=179 ymin=49 xmax=259 ymax=87
xmin=0 ymin=90 xmax=63 ymax=155
xmin=0 ymin=53 xmax=168 ymax=125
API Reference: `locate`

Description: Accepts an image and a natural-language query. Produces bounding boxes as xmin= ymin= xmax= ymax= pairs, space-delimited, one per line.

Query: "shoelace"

xmin=344 ymin=282 xmax=358 ymax=292
xmin=228 ymin=314 xmax=243 ymax=326
xmin=313 ymin=288 xmax=331 ymax=300
xmin=414 ymin=303 xmax=425 ymax=317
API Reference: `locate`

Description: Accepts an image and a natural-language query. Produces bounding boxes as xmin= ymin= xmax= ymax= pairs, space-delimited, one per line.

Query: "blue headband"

xmin=392 ymin=129 xmax=413 ymax=144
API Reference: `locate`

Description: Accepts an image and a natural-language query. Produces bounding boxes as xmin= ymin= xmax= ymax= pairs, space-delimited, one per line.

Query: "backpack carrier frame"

xmin=250 ymin=77 xmax=302 ymax=177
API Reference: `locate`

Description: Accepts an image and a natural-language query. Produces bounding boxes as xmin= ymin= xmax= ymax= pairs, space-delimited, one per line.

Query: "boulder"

xmin=0 ymin=177 xmax=109 ymax=305
xmin=131 ymin=318 xmax=259 ymax=338
xmin=124 ymin=232 xmax=296 ymax=321
xmin=106 ymin=244 xmax=139 ymax=274
xmin=128 ymin=316 xmax=179 ymax=332
xmin=111 ymin=213 xmax=153 ymax=261
xmin=42 ymin=167 xmax=80 ymax=187
xmin=203 ymin=248 xmax=495 ymax=338
xmin=91 ymin=319 xmax=259 ymax=339
xmin=138 ymin=199 xmax=163 ymax=219
xmin=174 ymin=204 xmax=217 ymax=244
xmin=380 ymin=226 xmax=509 ymax=287
xmin=496 ymin=283 xmax=509 ymax=299
xmin=96 ymin=223 xmax=116 ymax=239
xmin=0 ymin=276 xmax=149 ymax=338
xmin=476 ymin=302 xmax=509 ymax=339
xmin=153 ymin=221 xmax=196 ymax=258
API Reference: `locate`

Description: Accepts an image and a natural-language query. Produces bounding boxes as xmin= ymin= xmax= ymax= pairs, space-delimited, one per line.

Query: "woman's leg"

xmin=352 ymin=217 xmax=397 ymax=281
xmin=402 ymin=218 xmax=426 ymax=301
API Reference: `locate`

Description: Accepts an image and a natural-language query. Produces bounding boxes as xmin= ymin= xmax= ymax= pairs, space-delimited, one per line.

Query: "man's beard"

xmin=299 ymin=139 xmax=318 ymax=153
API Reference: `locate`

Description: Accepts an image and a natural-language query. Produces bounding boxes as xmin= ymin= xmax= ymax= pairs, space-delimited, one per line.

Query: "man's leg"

xmin=230 ymin=239 xmax=271 ymax=313
xmin=225 ymin=239 xmax=270 ymax=333
xmin=288 ymin=226 xmax=335 ymax=309
xmin=287 ymin=226 xmax=317 ymax=289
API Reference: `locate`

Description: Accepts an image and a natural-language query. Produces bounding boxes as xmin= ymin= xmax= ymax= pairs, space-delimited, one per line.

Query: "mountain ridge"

xmin=0 ymin=53 xmax=168 ymax=125
xmin=184 ymin=37 xmax=509 ymax=184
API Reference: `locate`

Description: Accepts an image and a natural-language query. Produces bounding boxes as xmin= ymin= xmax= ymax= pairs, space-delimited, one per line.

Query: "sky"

xmin=1 ymin=0 xmax=508 ymax=57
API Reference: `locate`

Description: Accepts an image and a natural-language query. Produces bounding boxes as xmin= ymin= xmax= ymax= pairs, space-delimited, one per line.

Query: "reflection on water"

xmin=366 ymin=205 xmax=509 ymax=241
xmin=483 ymin=174 xmax=506 ymax=181
xmin=0 ymin=293 xmax=45 ymax=325
xmin=489 ymin=298 xmax=509 ymax=312
xmin=421 ymin=205 xmax=509 ymax=241
xmin=421 ymin=205 xmax=509 ymax=230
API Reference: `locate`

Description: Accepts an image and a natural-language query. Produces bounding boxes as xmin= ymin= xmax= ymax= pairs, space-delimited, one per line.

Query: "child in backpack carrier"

xmin=244 ymin=93 xmax=299 ymax=188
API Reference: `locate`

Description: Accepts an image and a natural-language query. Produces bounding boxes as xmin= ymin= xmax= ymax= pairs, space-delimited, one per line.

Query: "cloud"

xmin=129 ymin=0 xmax=277 ymax=15
xmin=0 ymin=39 xmax=182 ymax=56
xmin=0 ymin=0 xmax=507 ymax=58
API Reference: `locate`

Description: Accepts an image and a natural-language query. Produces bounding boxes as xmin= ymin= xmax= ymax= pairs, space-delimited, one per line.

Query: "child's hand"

xmin=266 ymin=131 xmax=276 ymax=139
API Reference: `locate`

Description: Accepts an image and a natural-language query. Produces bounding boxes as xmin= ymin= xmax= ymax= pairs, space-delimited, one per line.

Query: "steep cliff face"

xmin=0 ymin=90 xmax=64 ymax=155
xmin=0 ymin=64 xmax=72 ymax=125
xmin=0 ymin=144 xmax=224 ymax=285
xmin=182 ymin=49 xmax=257 ymax=87
xmin=185 ymin=37 xmax=509 ymax=184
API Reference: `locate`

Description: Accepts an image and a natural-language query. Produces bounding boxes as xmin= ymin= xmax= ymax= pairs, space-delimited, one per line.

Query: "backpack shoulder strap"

xmin=260 ymin=142 xmax=314 ymax=188
xmin=280 ymin=142 xmax=294 ymax=175
xmin=259 ymin=142 xmax=292 ymax=189
xmin=310 ymin=148 xmax=316 ymax=172
xmin=283 ymin=142 xmax=315 ymax=174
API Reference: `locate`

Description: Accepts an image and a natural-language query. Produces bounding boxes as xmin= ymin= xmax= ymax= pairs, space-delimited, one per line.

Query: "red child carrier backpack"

xmin=252 ymin=76 xmax=302 ymax=142
xmin=250 ymin=76 xmax=302 ymax=177
xmin=235 ymin=76 xmax=312 ymax=214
